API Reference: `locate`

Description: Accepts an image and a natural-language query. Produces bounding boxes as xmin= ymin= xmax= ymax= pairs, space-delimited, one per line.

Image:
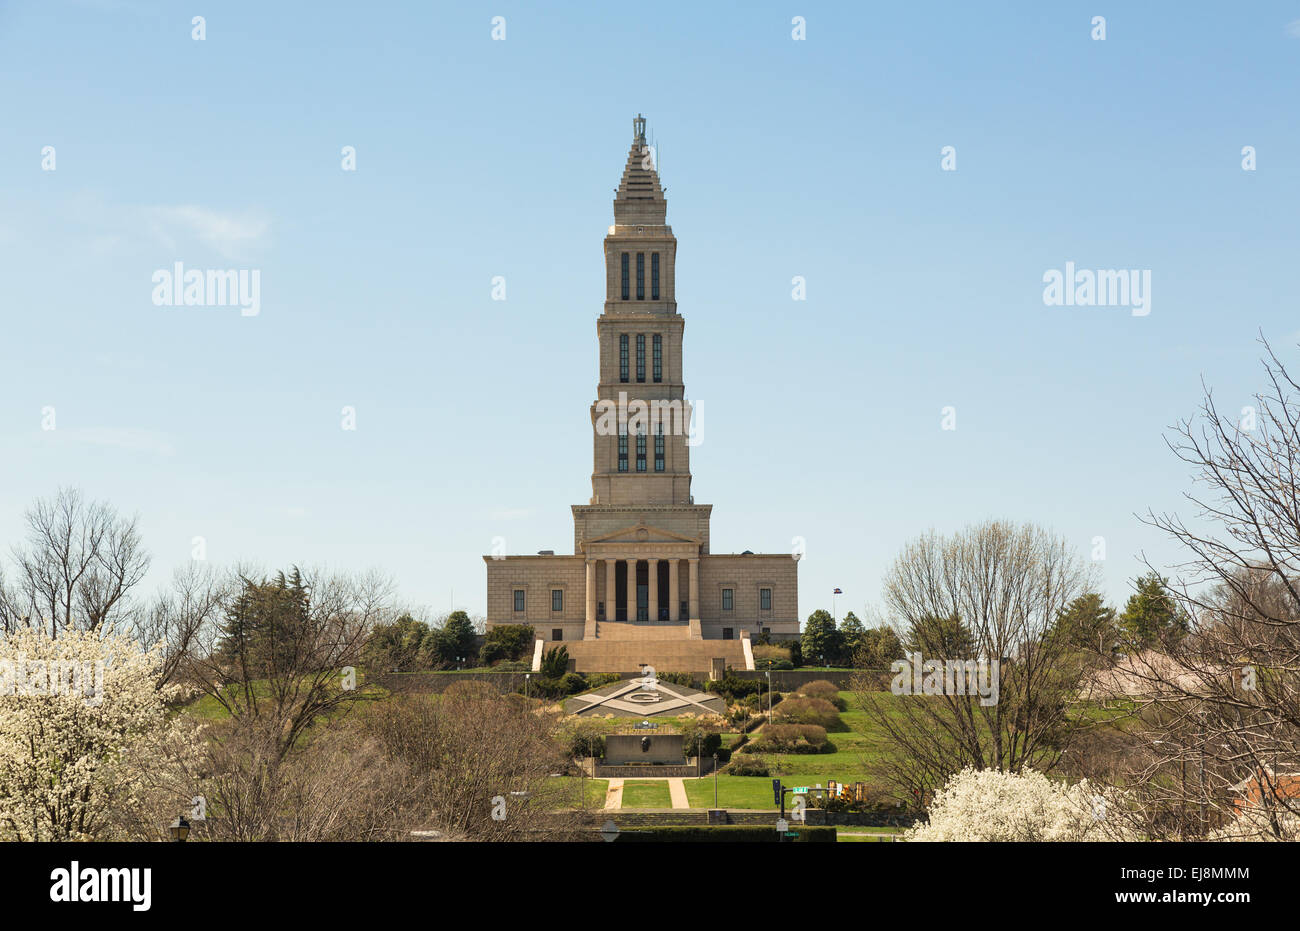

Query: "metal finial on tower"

xmin=633 ymin=113 xmax=646 ymax=143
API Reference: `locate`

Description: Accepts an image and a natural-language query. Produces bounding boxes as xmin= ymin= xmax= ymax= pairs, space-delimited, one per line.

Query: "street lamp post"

xmin=525 ymin=672 xmax=530 ymax=700
xmin=713 ymin=753 xmax=719 ymax=808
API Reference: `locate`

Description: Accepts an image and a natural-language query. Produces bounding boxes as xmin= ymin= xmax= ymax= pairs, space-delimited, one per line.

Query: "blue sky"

xmin=1 ymin=1 xmax=1298 ymax=624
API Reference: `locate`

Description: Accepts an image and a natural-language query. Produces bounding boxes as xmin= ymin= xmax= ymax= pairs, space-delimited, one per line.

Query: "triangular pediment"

xmin=583 ymin=522 xmax=699 ymax=546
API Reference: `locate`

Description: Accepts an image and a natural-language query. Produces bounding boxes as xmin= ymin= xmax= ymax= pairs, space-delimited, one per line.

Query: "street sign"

xmin=775 ymin=818 xmax=788 ymax=833
xmin=772 ymin=779 xmax=782 ymax=805
xmin=785 ymin=832 xmax=799 ymax=838
xmin=792 ymin=786 xmax=809 ymax=794
xmin=600 ymin=820 xmax=620 ymax=843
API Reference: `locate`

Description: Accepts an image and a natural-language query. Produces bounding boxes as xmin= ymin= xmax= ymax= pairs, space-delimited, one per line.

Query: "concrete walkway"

xmin=604 ymin=778 xmax=624 ymax=810
xmin=668 ymin=778 xmax=689 ymax=809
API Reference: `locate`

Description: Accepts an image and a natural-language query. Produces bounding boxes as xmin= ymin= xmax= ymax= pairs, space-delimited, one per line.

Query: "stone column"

xmin=647 ymin=558 xmax=659 ymax=622
xmin=604 ymin=558 xmax=616 ymax=621
xmin=688 ymin=557 xmax=700 ymax=619
xmin=626 ymin=558 xmax=638 ymax=622
xmin=668 ymin=558 xmax=680 ymax=622
xmin=585 ymin=560 xmax=596 ymax=633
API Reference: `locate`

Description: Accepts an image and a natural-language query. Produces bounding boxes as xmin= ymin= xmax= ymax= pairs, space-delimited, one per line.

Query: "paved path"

xmin=604 ymin=778 xmax=624 ymax=810
xmin=668 ymin=778 xmax=689 ymax=809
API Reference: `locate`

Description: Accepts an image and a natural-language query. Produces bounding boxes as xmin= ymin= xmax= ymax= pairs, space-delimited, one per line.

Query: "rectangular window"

xmin=552 ymin=628 xmax=563 ymax=641
xmin=722 ymin=589 xmax=733 ymax=611
xmin=760 ymin=588 xmax=772 ymax=611
xmin=552 ymin=590 xmax=563 ymax=612
xmin=619 ymin=334 xmax=629 ymax=383
xmin=652 ymin=334 xmax=662 ymax=383
xmin=620 ymin=253 xmax=629 ymax=300
xmin=636 ymin=253 xmax=645 ymax=300
xmin=723 ymin=627 xmax=733 ymax=640
xmin=618 ymin=431 xmax=628 ymax=471
xmin=655 ymin=425 xmax=665 ymax=472
xmin=651 ymin=253 xmax=660 ymax=300
xmin=636 ymin=333 xmax=645 ymax=382
xmin=513 ymin=590 xmax=525 ymax=612
xmin=636 ymin=431 xmax=647 ymax=471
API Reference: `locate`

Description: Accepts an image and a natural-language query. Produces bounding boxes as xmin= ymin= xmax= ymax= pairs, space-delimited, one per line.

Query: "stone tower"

xmin=483 ymin=117 xmax=797 ymax=671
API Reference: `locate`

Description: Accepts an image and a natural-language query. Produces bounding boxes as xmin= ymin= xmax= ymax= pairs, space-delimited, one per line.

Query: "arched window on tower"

xmin=636 ymin=334 xmax=645 ymax=383
xmin=636 ymin=429 xmax=647 ymax=472
xmin=651 ymin=253 xmax=660 ymax=300
xmin=618 ymin=429 xmax=628 ymax=472
xmin=619 ymin=334 xmax=629 ymax=383
xmin=636 ymin=253 xmax=645 ymax=300
xmin=620 ymin=253 xmax=629 ymax=300
xmin=652 ymin=334 xmax=662 ymax=383
xmin=654 ymin=423 xmax=665 ymax=472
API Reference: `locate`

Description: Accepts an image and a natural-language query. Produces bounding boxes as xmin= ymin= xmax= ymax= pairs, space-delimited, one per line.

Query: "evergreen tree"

xmin=801 ymin=609 xmax=843 ymax=666
xmin=1119 ymin=573 xmax=1188 ymax=649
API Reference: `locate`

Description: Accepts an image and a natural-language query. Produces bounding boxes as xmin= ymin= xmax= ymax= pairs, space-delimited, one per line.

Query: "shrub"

xmin=559 ymin=718 xmax=609 ymax=759
xmin=795 ymin=680 xmax=846 ymax=709
xmin=746 ymin=723 xmax=832 ymax=754
xmin=540 ymin=645 xmax=570 ymax=678
xmin=723 ymin=755 xmax=770 ymax=776
xmin=585 ymin=672 xmax=623 ymax=689
xmin=678 ymin=721 xmax=723 ymax=759
xmin=772 ymin=697 xmax=844 ymax=730
xmin=481 ymin=624 xmax=535 ymax=661
xmin=704 ymin=671 xmax=765 ymax=701
xmin=656 ymin=671 xmax=698 ymax=688
xmin=558 ymin=672 xmax=588 ymax=695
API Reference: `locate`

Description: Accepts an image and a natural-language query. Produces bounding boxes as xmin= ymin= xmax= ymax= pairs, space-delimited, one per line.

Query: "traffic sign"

xmin=600 ymin=820 xmax=620 ymax=843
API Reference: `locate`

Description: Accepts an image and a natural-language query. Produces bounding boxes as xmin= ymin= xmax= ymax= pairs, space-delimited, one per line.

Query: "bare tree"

xmin=1122 ymin=336 xmax=1300 ymax=839
xmin=857 ymin=520 xmax=1096 ymax=805
xmin=179 ymin=566 xmax=394 ymax=762
xmin=361 ymin=684 xmax=592 ymax=841
xmin=1 ymin=487 xmax=149 ymax=637
xmin=133 ymin=561 xmax=231 ymax=688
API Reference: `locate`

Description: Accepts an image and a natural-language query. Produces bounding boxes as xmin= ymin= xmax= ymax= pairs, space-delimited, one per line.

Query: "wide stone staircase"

xmin=542 ymin=621 xmax=751 ymax=674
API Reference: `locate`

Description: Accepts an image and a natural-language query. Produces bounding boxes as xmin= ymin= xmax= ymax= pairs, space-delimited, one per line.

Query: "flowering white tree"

xmin=0 ymin=627 xmax=203 ymax=840
xmin=907 ymin=767 xmax=1129 ymax=842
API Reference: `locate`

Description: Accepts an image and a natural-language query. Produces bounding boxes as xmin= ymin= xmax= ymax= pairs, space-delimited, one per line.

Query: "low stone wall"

xmin=595 ymin=764 xmax=702 ymax=778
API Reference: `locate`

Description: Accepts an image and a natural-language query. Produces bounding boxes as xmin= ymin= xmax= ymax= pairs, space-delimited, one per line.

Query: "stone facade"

xmin=484 ymin=116 xmax=799 ymax=666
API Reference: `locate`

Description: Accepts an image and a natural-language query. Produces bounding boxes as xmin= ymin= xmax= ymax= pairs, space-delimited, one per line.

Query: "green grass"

xmin=620 ymin=781 xmax=674 ymax=808
xmin=538 ymin=776 xmax=609 ymax=809
xmin=683 ymin=775 xmax=779 ymax=810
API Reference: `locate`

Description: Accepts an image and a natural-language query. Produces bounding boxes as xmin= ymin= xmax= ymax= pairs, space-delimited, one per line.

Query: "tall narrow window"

xmin=654 ymin=424 xmax=665 ymax=472
xmin=760 ymin=588 xmax=772 ymax=611
xmin=722 ymin=589 xmax=734 ymax=611
xmin=551 ymin=590 xmax=563 ymax=612
xmin=636 ymin=334 xmax=645 ymax=382
xmin=620 ymin=253 xmax=629 ymax=300
xmin=618 ymin=430 xmax=628 ymax=472
xmin=636 ymin=253 xmax=645 ymax=300
xmin=513 ymin=590 xmax=525 ymax=612
xmin=651 ymin=253 xmax=660 ymax=300
xmin=652 ymin=334 xmax=662 ymax=383
xmin=619 ymin=334 xmax=629 ymax=383
xmin=636 ymin=430 xmax=647 ymax=472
